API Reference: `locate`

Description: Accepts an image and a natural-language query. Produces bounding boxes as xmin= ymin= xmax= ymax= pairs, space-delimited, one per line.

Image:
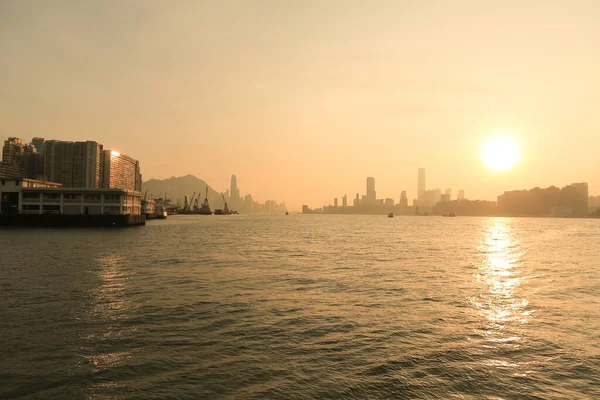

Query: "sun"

xmin=482 ymin=135 xmax=519 ymax=171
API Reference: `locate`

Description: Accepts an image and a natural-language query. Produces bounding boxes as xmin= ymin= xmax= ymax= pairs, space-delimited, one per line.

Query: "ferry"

xmin=388 ymin=212 xmax=394 ymax=218
xmin=147 ymin=207 xmax=168 ymax=220
xmin=142 ymin=195 xmax=168 ymax=220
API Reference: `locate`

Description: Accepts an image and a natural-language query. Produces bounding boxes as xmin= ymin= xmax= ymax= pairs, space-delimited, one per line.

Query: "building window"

xmin=103 ymin=206 xmax=121 ymax=215
xmin=1 ymin=180 xmax=5 ymax=186
xmin=23 ymin=193 xmax=41 ymax=201
xmin=42 ymin=205 xmax=61 ymax=214
xmin=15 ymin=180 xmax=19 ymax=186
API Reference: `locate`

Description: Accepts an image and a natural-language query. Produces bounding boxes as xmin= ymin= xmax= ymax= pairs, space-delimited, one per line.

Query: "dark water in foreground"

xmin=1 ymin=215 xmax=600 ymax=399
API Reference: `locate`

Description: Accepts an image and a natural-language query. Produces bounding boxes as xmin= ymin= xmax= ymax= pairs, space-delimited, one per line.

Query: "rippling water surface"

xmin=1 ymin=215 xmax=600 ymax=399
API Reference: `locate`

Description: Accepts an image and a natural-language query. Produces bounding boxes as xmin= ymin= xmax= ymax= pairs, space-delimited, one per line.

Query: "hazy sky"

xmin=2 ymin=0 xmax=599 ymax=210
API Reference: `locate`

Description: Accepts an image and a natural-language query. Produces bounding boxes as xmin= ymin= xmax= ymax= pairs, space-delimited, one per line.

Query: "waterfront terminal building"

xmin=0 ymin=178 xmax=144 ymax=226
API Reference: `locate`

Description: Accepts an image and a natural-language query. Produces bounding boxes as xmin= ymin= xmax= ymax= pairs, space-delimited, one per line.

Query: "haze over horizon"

xmin=2 ymin=1 xmax=599 ymax=211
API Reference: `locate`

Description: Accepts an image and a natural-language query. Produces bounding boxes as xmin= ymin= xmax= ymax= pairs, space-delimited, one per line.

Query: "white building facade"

xmin=1 ymin=178 xmax=142 ymax=216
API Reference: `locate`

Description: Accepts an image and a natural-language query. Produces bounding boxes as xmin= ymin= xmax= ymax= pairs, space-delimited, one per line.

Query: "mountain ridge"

xmin=142 ymin=174 xmax=225 ymax=209
xmin=143 ymin=174 xmax=287 ymax=213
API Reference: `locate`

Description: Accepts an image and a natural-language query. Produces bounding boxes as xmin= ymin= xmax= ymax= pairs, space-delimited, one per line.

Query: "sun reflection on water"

xmin=471 ymin=218 xmax=533 ymax=378
xmin=83 ymin=254 xmax=137 ymax=372
xmin=468 ymin=218 xmax=536 ymax=376
xmin=473 ymin=218 xmax=531 ymax=328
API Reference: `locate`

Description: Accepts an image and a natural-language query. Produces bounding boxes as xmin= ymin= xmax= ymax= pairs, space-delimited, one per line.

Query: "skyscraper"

xmin=244 ymin=194 xmax=254 ymax=212
xmin=366 ymin=177 xmax=376 ymax=203
xmin=400 ymin=191 xmax=408 ymax=207
xmin=457 ymin=190 xmax=465 ymax=201
xmin=230 ymin=174 xmax=239 ymax=203
xmin=418 ymin=168 xmax=426 ymax=200
xmin=342 ymin=194 xmax=347 ymax=207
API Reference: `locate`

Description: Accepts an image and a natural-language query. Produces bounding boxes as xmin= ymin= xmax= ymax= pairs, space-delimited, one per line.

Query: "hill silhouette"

xmin=142 ymin=174 xmax=227 ymax=209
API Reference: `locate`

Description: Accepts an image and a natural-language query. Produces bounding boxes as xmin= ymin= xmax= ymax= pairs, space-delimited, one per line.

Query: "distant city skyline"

xmin=311 ymin=170 xmax=469 ymax=213
xmin=305 ymin=171 xmax=590 ymax=217
xmin=2 ymin=2 xmax=600 ymax=210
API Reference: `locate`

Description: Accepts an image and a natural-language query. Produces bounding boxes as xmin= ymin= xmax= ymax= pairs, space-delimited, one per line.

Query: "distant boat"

xmin=285 ymin=212 xmax=289 ymax=215
xmin=146 ymin=206 xmax=167 ymax=220
xmin=388 ymin=212 xmax=394 ymax=218
xmin=156 ymin=208 xmax=168 ymax=219
xmin=215 ymin=192 xmax=234 ymax=215
xmin=197 ymin=186 xmax=212 ymax=215
xmin=166 ymin=207 xmax=177 ymax=215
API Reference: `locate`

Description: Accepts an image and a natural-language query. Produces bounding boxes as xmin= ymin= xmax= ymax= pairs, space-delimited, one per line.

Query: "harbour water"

xmin=1 ymin=215 xmax=599 ymax=399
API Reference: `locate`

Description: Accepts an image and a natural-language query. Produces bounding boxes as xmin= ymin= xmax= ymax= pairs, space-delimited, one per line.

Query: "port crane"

xmin=221 ymin=193 xmax=230 ymax=214
xmin=187 ymin=192 xmax=196 ymax=211
xmin=201 ymin=186 xmax=210 ymax=209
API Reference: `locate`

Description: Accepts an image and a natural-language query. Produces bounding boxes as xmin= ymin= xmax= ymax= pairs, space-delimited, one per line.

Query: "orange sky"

xmin=1 ymin=1 xmax=599 ymax=210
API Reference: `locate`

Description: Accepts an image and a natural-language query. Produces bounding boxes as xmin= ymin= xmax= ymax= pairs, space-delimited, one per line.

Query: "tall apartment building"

xmin=2 ymin=137 xmax=25 ymax=165
xmin=44 ymin=141 xmax=103 ymax=188
xmin=102 ymin=150 xmax=142 ymax=192
xmin=3 ymin=138 xmax=141 ymax=191
xmin=22 ymin=144 xmax=44 ymax=180
xmin=75 ymin=141 xmax=103 ymax=188
xmin=0 ymin=137 xmax=43 ymax=179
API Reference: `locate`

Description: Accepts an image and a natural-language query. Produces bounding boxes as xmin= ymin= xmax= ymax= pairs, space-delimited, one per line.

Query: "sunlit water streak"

xmin=1 ymin=215 xmax=600 ymax=399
